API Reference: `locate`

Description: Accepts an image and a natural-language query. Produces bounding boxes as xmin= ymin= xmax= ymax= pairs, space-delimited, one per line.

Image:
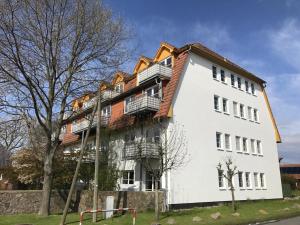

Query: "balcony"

xmin=82 ymin=98 xmax=97 ymax=110
xmin=125 ymin=95 xmax=160 ymax=115
xmin=138 ymin=64 xmax=172 ymax=84
xmin=102 ymin=89 xmax=122 ymax=101
xmin=71 ymin=115 xmax=110 ymax=133
xmin=123 ymin=141 xmax=160 ymax=160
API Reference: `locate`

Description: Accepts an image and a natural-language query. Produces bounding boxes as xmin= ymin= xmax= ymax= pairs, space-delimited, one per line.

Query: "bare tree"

xmin=217 ymin=157 xmax=238 ymax=212
xmin=130 ymin=121 xmax=188 ymax=224
xmin=0 ymin=0 xmax=130 ymax=216
xmin=0 ymin=119 xmax=25 ymax=154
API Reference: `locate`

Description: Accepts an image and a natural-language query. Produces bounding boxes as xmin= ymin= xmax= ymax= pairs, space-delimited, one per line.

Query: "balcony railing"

xmin=125 ymin=95 xmax=160 ymax=115
xmin=123 ymin=141 xmax=160 ymax=160
xmin=82 ymin=98 xmax=97 ymax=110
xmin=102 ymin=89 xmax=122 ymax=101
xmin=138 ymin=64 xmax=172 ymax=84
xmin=71 ymin=115 xmax=110 ymax=133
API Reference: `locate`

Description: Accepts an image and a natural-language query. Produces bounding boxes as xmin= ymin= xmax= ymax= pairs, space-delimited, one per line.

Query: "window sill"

xmin=217 ymin=148 xmax=224 ymax=151
xmin=234 ymin=115 xmax=240 ymax=118
xmin=258 ymin=154 xmax=264 ymax=157
xmin=241 ymin=117 xmax=247 ymax=120
xmin=236 ymin=151 xmax=243 ymax=154
xmin=244 ymin=152 xmax=250 ymax=155
xmin=215 ymin=109 xmax=222 ymax=113
xmin=252 ymin=94 xmax=257 ymax=97
xmin=213 ymin=78 xmax=220 ymax=82
xmin=219 ymin=187 xmax=227 ymax=191
xmin=221 ymin=81 xmax=227 ymax=85
xmin=252 ymin=153 xmax=257 ymax=156
xmin=254 ymin=121 xmax=260 ymax=124
xmin=249 ymin=119 xmax=254 ymax=122
xmin=238 ymin=88 xmax=244 ymax=92
xmin=232 ymin=85 xmax=237 ymax=88
xmin=226 ymin=149 xmax=232 ymax=152
xmin=239 ymin=188 xmax=245 ymax=190
xmin=246 ymin=188 xmax=253 ymax=190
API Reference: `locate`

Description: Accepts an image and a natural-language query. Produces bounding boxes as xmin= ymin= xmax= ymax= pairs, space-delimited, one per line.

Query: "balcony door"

xmin=145 ymin=85 xmax=160 ymax=98
xmin=145 ymin=171 xmax=161 ymax=191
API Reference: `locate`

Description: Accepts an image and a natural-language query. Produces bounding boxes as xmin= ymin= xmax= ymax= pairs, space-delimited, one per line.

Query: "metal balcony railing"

xmin=71 ymin=115 xmax=110 ymax=133
xmin=102 ymin=89 xmax=122 ymax=101
xmin=82 ymin=98 xmax=97 ymax=110
xmin=138 ymin=64 xmax=172 ymax=84
xmin=123 ymin=141 xmax=160 ymax=160
xmin=125 ymin=95 xmax=160 ymax=115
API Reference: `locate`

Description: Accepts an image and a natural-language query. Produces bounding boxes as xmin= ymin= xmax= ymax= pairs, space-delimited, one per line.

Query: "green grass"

xmin=1 ymin=199 xmax=300 ymax=225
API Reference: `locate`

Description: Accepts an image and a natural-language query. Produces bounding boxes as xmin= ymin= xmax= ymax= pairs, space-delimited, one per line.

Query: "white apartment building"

xmin=61 ymin=42 xmax=282 ymax=207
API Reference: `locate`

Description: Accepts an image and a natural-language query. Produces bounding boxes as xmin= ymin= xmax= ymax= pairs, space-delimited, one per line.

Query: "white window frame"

xmin=253 ymin=109 xmax=259 ymax=122
xmin=240 ymin=104 xmax=245 ymax=119
xmin=245 ymin=80 xmax=249 ymax=93
xmin=145 ymin=84 xmax=160 ymax=98
xmin=233 ymin=101 xmax=239 ymax=117
xmin=257 ymin=140 xmax=262 ymax=155
xmin=225 ymin=133 xmax=231 ymax=151
xmin=212 ymin=65 xmax=218 ymax=80
xmin=248 ymin=106 xmax=253 ymax=121
xmin=101 ymin=105 xmax=111 ymax=116
xmin=254 ymin=172 xmax=259 ymax=189
xmin=122 ymin=170 xmax=135 ymax=185
xmin=214 ymin=95 xmax=221 ymax=112
xmin=220 ymin=69 xmax=226 ymax=83
xmin=216 ymin=132 xmax=222 ymax=150
xmin=242 ymin=137 xmax=248 ymax=153
xmin=218 ymin=169 xmax=226 ymax=189
xmin=160 ymin=56 xmax=172 ymax=68
xmin=238 ymin=171 xmax=244 ymax=189
xmin=231 ymin=74 xmax=235 ymax=87
xmin=235 ymin=136 xmax=241 ymax=152
xmin=222 ymin=98 xmax=229 ymax=114
xmin=260 ymin=173 xmax=266 ymax=189
xmin=124 ymin=95 xmax=135 ymax=113
xmin=237 ymin=77 xmax=242 ymax=90
xmin=250 ymin=139 xmax=256 ymax=154
xmin=245 ymin=172 xmax=252 ymax=189
xmin=251 ymin=83 xmax=256 ymax=95
xmin=115 ymin=83 xmax=124 ymax=93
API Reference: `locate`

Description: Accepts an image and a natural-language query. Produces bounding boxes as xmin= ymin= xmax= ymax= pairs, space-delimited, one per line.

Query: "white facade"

xmin=166 ymin=53 xmax=282 ymax=205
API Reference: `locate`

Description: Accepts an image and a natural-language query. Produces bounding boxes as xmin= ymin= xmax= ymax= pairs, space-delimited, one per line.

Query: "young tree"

xmin=0 ymin=0 xmax=130 ymax=216
xmin=131 ymin=121 xmax=188 ymax=224
xmin=217 ymin=157 xmax=238 ymax=212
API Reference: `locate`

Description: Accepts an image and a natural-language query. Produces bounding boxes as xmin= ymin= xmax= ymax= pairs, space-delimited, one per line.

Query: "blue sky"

xmin=105 ymin=0 xmax=300 ymax=163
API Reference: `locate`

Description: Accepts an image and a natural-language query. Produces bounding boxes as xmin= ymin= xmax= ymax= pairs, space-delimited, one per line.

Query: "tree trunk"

xmin=93 ymin=90 xmax=101 ymax=222
xmin=230 ymin=182 xmax=236 ymax=212
xmin=38 ymin=153 xmax=53 ymax=216
xmin=155 ymin=180 xmax=160 ymax=224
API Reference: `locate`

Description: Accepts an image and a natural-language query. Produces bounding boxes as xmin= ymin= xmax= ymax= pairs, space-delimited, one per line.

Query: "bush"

xmin=281 ymin=174 xmax=298 ymax=190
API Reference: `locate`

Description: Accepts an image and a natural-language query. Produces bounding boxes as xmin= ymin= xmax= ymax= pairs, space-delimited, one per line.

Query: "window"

xmin=248 ymin=107 xmax=253 ymax=121
xmin=160 ymin=56 xmax=172 ymax=68
xmin=124 ymin=95 xmax=135 ymax=113
xmin=257 ymin=140 xmax=262 ymax=155
xmin=146 ymin=85 xmax=160 ymax=98
xmin=220 ymin=69 xmax=225 ymax=82
xmin=253 ymin=109 xmax=259 ymax=122
xmin=225 ymin=134 xmax=231 ymax=150
xmin=145 ymin=171 xmax=160 ymax=191
xmin=240 ymin=104 xmax=245 ymax=118
xmin=242 ymin=137 xmax=248 ymax=153
xmin=233 ymin=102 xmax=238 ymax=116
xmin=251 ymin=83 xmax=255 ymax=95
xmin=237 ymin=77 xmax=241 ymax=89
xmin=122 ymin=170 xmax=134 ymax=184
xmin=101 ymin=105 xmax=111 ymax=116
xmin=115 ymin=83 xmax=124 ymax=93
xmin=222 ymin=98 xmax=229 ymax=113
xmin=254 ymin=173 xmax=259 ymax=188
xmin=260 ymin=173 xmax=265 ymax=188
xmin=212 ymin=66 xmax=217 ymax=79
xmin=245 ymin=172 xmax=251 ymax=188
xmin=238 ymin=172 xmax=244 ymax=188
xmin=245 ymin=81 xmax=249 ymax=92
xmin=216 ymin=132 xmax=222 ymax=149
xmin=235 ymin=136 xmax=241 ymax=152
xmin=124 ymin=132 xmax=135 ymax=144
xmin=146 ymin=128 xmax=160 ymax=143
xmin=251 ymin=139 xmax=256 ymax=154
xmin=231 ymin=74 xmax=235 ymax=86
xmin=218 ymin=170 xmax=225 ymax=188
xmin=214 ymin=95 xmax=220 ymax=111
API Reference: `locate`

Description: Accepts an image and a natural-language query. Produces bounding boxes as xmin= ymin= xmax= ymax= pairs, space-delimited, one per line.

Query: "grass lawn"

xmin=1 ymin=199 xmax=300 ymax=225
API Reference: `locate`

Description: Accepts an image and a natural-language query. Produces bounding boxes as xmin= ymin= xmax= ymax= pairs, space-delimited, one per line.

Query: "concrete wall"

xmin=168 ymin=53 xmax=282 ymax=205
xmin=0 ymin=190 xmax=164 ymax=215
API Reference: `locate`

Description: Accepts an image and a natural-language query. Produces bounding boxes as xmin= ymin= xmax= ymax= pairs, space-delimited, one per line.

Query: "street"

xmin=266 ymin=216 xmax=300 ymax=225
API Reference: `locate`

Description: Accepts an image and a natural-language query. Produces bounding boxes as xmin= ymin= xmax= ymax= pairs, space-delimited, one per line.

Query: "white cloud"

xmin=268 ymin=18 xmax=300 ymax=69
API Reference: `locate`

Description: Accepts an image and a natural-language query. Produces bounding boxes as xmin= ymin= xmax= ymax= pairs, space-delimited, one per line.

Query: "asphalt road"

xmin=266 ymin=216 xmax=300 ymax=225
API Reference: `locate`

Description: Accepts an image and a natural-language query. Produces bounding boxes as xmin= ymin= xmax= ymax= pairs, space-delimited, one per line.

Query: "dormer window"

xmin=115 ymin=83 xmax=124 ymax=93
xmin=145 ymin=85 xmax=160 ymax=98
xmin=160 ymin=56 xmax=172 ymax=68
